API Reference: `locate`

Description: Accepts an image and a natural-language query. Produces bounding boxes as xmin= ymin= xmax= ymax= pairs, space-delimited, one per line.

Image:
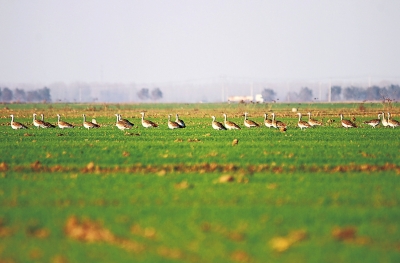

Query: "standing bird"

xmin=140 ymin=112 xmax=158 ymax=128
xmin=175 ymin=114 xmax=186 ymax=128
xmin=115 ymin=114 xmax=134 ymax=131
xmin=223 ymin=113 xmax=241 ymax=130
xmin=211 ymin=116 xmax=226 ymax=130
xmin=82 ymin=114 xmax=100 ymax=130
xmin=40 ymin=114 xmax=56 ymax=128
xmin=119 ymin=114 xmax=134 ymax=126
xmin=243 ymin=112 xmax=260 ymax=128
xmin=10 ymin=115 xmax=28 ymax=130
xmin=264 ymin=113 xmax=274 ymax=128
xmin=271 ymin=113 xmax=287 ymax=129
xmin=381 ymin=112 xmax=389 ymax=128
xmin=340 ymin=114 xmax=357 ymax=128
xmin=32 ymin=113 xmax=46 ymax=128
xmin=307 ymin=112 xmax=322 ymax=127
xmin=387 ymin=112 xmax=399 ymax=128
xmin=363 ymin=114 xmax=381 ymax=128
xmin=297 ymin=113 xmax=311 ymax=130
xmin=168 ymin=114 xmax=181 ymax=129
xmin=57 ymin=114 xmax=74 ymax=129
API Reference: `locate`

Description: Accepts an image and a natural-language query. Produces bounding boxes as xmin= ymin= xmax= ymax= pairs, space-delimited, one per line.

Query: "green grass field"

xmin=0 ymin=102 xmax=399 ymax=263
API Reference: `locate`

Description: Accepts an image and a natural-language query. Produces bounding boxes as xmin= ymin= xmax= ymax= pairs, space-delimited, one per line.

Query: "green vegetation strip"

xmin=0 ymin=103 xmax=400 ymax=263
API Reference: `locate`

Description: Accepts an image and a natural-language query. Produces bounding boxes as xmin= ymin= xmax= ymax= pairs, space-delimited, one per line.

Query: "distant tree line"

xmin=137 ymin=88 xmax=163 ymax=101
xmin=261 ymin=84 xmax=400 ymax=102
xmin=0 ymin=87 xmax=52 ymax=102
xmin=330 ymin=84 xmax=400 ymax=101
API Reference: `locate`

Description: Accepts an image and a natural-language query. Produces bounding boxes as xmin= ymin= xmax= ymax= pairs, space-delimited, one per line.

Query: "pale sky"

xmin=1 ymin=0 xmax=400 ymax=84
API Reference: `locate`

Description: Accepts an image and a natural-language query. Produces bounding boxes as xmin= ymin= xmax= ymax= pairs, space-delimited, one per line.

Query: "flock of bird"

xmin=8 ymin=111 xmax=400 ymax=131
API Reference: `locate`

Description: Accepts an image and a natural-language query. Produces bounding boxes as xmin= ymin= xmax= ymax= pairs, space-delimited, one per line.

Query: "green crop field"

xmin=0 ymin=102 xmax=399 ymax=263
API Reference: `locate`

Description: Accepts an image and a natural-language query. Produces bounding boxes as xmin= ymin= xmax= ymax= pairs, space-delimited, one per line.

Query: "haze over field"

xmin=1 ymin=0 xmax=400 ymax=102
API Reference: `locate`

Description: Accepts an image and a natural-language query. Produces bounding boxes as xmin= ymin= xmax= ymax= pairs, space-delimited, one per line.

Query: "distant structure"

xmin=227 ymin=94 xmax=263 ymax=103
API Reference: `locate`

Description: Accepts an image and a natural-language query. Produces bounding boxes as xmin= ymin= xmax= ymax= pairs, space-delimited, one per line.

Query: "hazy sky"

xmin=1 ymin=0 xmax=400 ymax=84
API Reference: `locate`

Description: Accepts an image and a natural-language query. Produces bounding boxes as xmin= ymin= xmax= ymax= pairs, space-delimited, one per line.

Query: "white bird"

xmin=297 ymin=113 xmax=311 ymax=130
xmin=223 ymin=113 xmax=241 ymax=130
xmin=140 ymin=112 xmax=158 ymax=128
xmin=10 ymin=114 xmax=28 ymax=130
xmin=168 ymin=114 xmax=181 ymax=129
xmin=57 ymin=114 xmax=74 ymax=129
xmin=387 ymin=112 xmax=399 ymax=128
xmin=340 ymin=114 xmax=357 ymax=128
xmin=175 ymin=114 xmax=186 ymax=128
xmin=115 ymin=114 xmax=134 ymax=131
xmin=363 ymin=114 xmax=381 ymax=128
xmin=271 ymin=113 xmax=287 ymax=129
xmin=243 ymin=112 xmax=260 ymax=128
xmin=307 ymin=112 xmax=322 ymax=127
xmin=32 ymin=113 xmax=46 ymax=128
xmin=82 ymin=114 xmax=100 ymax=130
xmin=264 ymin=113 xmax=274 ymax=128
xmin=40 ymin=114 xmax=56 ymax=128
xmin=381 ymin=112 xmax=389 ymax=128
xmin=211 ymin=116 xmax=226 ymax=130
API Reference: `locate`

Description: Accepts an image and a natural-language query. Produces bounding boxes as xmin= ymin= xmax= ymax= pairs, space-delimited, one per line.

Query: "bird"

xmin=211 ymin=116 xmax=226 ymax=130
xmin=223 ymin=113 xmax=241 ymax=130
xmin=119 ymin=114 xmax=135 ymax=127
xmin=263 ymin=113 xmax=274 ymax=128
xmin=82 ymin=114 xmax=100 ymax=130
xmin=381 ymin=112 xmax=389 ymax=128
xmin=340 ymin=114 xmax=357 ymax=128
xmin=115 ymin=114 xmax=134 ymax=131
xmin=175 ymin=114 xmax=186 ymax=128
xmin=387 ymin=112 xmax=399 ymax=128
xmin=32 ymin=113 xmax=46 ymax=128
xmin=297 ymin=113 xmax=311 ymax=130
xmin=140 ymin=112 xmax=158 ymax=128
xmin=243 ymin=112 xmax=260 ymax=128
xmin=363 ymin=114 xmax=381 ymax=128
xmin=168 ymin=114 xmax=181 ymax=129
xmin=10 ymin=114 xmax=28 ymax=129
xmin=271 ymin=113 xmax=287 ymax=129
xmin=56 ymin=114 xmax=74 ymax=129
xmin=307 ymin=112 xmax=322 ymax=127
xmin=40 ymin=114 xmax=56 ymax=128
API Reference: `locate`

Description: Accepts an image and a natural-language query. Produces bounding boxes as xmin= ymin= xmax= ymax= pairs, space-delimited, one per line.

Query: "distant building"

xmin=227 ymin=94 xmax=263 ymax=103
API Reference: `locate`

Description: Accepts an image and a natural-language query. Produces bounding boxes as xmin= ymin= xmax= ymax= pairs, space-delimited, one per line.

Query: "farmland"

xmin=0 ymin=102 xmax=400 ymax=263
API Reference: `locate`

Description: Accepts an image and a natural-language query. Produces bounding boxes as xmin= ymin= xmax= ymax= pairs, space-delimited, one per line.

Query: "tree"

xmin=0 ymin=88 xmax=2 ymax=102
xmin=343 ymin=86 xmax=366 ymax=101
xmin=14 ymin=88 xmax=26 ymax=102
xmin=331 ymin=86 xmax=342 ymax=101
xmin=151 ymin=88 xmax=163 ymax=101
xmin=298 ymin=87 xmax=313 ymax=102
xmin=261 ymin=88 xmax=276 ymax=102
xmin=384 ymin=84 xmax=400 ymax=100
xmin=2 ymin=87 xmax=13 ymax=102
xmin=366 ymin=86 xmax=381 ymax=101
xmin=26 ymin=90 xmax=40 ymax=102
xmin=38 ymin=87 xmax=51 ymax=102
xmin=137 ymin=88 xmax=149 ymax=100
